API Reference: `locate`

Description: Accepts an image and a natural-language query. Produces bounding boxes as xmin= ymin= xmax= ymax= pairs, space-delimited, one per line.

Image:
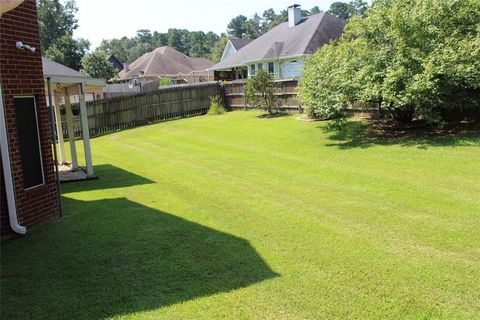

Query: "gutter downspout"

xmin=46 ymin=78 xmax=63 ymax=218
xmin=0 ymin=84 xmax=26 ymax=234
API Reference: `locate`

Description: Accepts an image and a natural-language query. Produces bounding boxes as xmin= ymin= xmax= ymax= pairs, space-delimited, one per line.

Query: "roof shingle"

xmin=118 ymin=46 xmax=215 ymax=80
xmin=213 ymin=13 xmax=346 ymax=70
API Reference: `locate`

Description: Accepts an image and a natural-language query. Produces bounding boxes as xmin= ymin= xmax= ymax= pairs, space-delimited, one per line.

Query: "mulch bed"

xmin=365 ymin=119 xmax=480 ymax=140
xmin=58 ymin=163 xmax=90 ymax=182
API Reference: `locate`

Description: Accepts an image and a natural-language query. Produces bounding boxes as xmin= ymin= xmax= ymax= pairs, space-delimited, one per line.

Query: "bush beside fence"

xmin=59 ymin=79 xmax=477 ymax=140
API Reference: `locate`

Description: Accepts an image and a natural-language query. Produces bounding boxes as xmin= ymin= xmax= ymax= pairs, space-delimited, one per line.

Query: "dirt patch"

xmin=256 ymin=112 xmax=289 ymax=119
xmin=366 ymin=120 xmax=480 ymax=140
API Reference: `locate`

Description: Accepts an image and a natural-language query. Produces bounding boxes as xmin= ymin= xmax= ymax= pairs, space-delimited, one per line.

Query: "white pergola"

xmin=43 ymin=57 xmax=105 ymax=177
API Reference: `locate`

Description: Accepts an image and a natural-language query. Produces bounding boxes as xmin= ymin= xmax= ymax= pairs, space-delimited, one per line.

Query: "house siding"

xmin=0 ymin=0 xmax=60 ymax=237
xmin=279 ymin=59 xmax=304 ymax=78
xmin=221 ymin=42 xmax=237 ymax=62
xmin=247 ymin=58 xmax=304 ymax=79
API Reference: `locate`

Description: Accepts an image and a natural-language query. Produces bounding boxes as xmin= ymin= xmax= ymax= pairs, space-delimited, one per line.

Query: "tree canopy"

xmin=81 ymin=49 xmax=116 ymax=80
xmin=36 ymin=1 xmax=365 ymax=74
xmin=245 ymin=69 xmax=277 ymax=115
xmin=328 ymin=0 xmax=369 ymax=19
xmin=226 ymin=6 xmax=325 ymax=39
xmin=37 ymin=0 xmax=89 ymax=70
xmin=298 ymin=0 xmax=480 ymax=123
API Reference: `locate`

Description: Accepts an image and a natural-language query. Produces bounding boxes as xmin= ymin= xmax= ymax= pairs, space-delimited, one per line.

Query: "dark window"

xmin=268 ymin=62 xmax=275 ymax=74
xmin=251 ymin=64 xmax=256 ymax=75
xmin=14 ymin=97 xmax=44 ymax=189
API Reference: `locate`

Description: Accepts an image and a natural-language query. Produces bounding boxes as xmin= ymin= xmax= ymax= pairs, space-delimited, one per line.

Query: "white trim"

xmin=214 ymin=54 xmax=310 ymax=71
xmin=79 ymin=83 xmax=94 ymax=176
xmin=53 ymin=94 xmax=66 ymax=164
xmin=64 ymin=87 xmax=78 ymax=169
xmin=43 ymin=75 xmax=105 ymax=87
xmin=0 ymin=85 xmax=26 ymax=234
xmin=13 ymin=96 xmax=46 ymax=190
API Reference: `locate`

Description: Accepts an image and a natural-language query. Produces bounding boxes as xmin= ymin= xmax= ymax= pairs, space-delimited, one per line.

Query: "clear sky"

xmin=73 ymin=0 xmax=342 ymax=49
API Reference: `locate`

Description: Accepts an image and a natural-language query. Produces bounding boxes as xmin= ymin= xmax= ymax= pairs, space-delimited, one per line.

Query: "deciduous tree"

xmin=245 ymin=69 xmax=277 ymax=114
xmin=81 ymin=49 xmax=117 ymax=80
xmin=299 ymin=0 xmax=480 ymax=123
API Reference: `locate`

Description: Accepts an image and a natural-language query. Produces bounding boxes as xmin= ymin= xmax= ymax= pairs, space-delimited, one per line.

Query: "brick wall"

xmin=0 ymin=0 xmax=60 ymax=236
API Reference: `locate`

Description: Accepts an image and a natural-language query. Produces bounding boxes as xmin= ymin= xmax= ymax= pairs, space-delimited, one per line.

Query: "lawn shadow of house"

xmin=1 ymin=197 xmax=279 ymax=319
xmin=61 ymin=164 xmax=156 ymax=193
xmin=323 ymin=120 xmax=480 ymax=149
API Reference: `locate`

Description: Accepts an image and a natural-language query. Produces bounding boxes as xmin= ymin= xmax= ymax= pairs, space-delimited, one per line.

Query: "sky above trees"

xmin=73 ymin=0 xmax=357 ymax=48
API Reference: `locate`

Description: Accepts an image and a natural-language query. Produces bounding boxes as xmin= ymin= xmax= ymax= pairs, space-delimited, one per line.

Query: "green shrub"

xmin=245 ymin=69 xmax=278 ymax=115
xmin=298 ymin=0 xmax=480 ymax=123
xmin=207 ymin=95 xmax=226 ymax=115
xmin=159 ymin=77 xmax=171 ymax=86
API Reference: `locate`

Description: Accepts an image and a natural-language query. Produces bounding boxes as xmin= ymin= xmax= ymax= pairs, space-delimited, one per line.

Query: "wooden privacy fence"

xmin=222 ymin=79 xmax=381 ymax=117
xmin=223 ymin=79 xmax=301 ymax=112
xmin=60 ymin=82 xmax=221 ymax=138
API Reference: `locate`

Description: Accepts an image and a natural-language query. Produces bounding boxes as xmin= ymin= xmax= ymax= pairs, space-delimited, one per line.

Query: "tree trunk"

xmin=391 ymin=106 xmax=415 ymax=123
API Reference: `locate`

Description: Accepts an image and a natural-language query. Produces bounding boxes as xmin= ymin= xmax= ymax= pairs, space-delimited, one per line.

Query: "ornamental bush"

xmin=298 ymin=0 xmax=480 ymax=123
xmin=207 ymin=95 xmax=226 ymax=115
xmin=245 ymin=69 xmax=278 ymax=115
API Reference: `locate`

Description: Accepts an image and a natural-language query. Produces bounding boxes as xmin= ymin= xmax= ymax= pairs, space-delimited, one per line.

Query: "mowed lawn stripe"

xmin=3 ymin=111 xmax=479 ymax=319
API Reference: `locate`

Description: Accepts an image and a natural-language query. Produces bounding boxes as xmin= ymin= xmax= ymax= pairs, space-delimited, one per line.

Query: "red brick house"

xmin=1 ymin=0 xmax=60 ymax=236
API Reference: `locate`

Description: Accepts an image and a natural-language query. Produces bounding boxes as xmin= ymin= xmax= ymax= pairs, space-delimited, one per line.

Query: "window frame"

xmin=268 ymin=62 xmax=275 ymax=74
xmin=13 ymin=96 xmax=45 ymax=190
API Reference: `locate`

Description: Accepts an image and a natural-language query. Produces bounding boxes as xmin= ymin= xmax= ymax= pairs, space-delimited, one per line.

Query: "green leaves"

xmin=245 ymin=70 xmax=277 ymax=114
xmin=81 ymin=50 xmax=117 ymax=80
xmin=298 ymin=0 xmax=480 ymax=123
xmin=38 ymin=0 xmax=88 ymax=70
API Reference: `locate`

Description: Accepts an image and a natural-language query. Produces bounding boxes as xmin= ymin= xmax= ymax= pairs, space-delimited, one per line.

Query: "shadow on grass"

xmin=61 ymin=164 xmax=155 ymax=193
xmin=324 ymin=120 xmax=480 ymax=149
xmin=256 ymin=112 xmax=289 ymax=119
xmin=1 ymin=197 xmax=279 ymax=320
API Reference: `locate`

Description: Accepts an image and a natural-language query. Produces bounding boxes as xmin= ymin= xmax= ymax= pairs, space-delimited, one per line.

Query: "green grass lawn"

xmin=2 ymin=111 xmax=480 ymax=319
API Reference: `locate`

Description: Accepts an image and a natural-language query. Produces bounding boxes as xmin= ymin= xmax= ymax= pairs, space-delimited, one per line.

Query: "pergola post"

xmin=54 ymin=93 xmax=66 ymax=164
xmin=79 ymin=82 xmax=94 ymax=176
xmin=64 ymin=87 xmax=78 ymax=169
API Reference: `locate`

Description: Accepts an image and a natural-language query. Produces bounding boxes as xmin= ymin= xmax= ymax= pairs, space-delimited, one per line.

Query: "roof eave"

xmin=43 ymin=75 xmax=106 ymax=88
xmin=213 ymin=53 xmax=310 ymax=70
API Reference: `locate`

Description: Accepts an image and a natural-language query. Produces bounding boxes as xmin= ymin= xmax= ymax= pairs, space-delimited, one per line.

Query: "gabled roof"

xmin=42 ymin=57 xmax=106 ymax=87
xmin=117 ymin=46 xmax=215 ymax=80
xmin=229 ymin=38 xmax=254 ymax=51
xmin=213 ymin=12 xmax=346 ymax=70
xmin=42 ymin=57 xmax=85 ymax=78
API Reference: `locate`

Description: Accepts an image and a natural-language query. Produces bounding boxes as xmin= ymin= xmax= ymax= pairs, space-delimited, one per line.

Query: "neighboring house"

xmin=0 ymin=0 xmax=60 ymax=236
xmin=213 ymin=4 xmax=346 ymax=80
xmin=117 ymin=46 xmax=215 ymax=84
xmin=102 ymin=80 xmax=160 ymax=99
xmin=220 ymin=38 xmax=254 ymax=62
xmin=217 ymin=39 xmax=254 ymax=81
xmin=107 ymin=54 xmax=124 ymax=72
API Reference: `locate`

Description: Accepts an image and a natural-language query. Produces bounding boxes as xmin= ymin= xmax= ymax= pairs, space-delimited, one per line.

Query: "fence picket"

xmin=59 ymin=82 xmax=220 ymax=139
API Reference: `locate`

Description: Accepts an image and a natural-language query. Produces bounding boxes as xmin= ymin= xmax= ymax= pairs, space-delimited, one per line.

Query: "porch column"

xmin=54 ymin=93 xmax=66 ymax=164
xmin=79 ymin=82 xmax=94 ymax=176
xmin=64 ymin=87 xmax=78 ymax=169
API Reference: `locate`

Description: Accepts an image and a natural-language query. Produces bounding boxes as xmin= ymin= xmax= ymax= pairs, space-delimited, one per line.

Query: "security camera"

xmin=16 ymin=41 xmax=36 ymax=53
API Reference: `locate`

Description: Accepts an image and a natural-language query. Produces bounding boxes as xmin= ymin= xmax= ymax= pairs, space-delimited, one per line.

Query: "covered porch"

xmin=43 ymin=57 xmax=105 ymax=178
